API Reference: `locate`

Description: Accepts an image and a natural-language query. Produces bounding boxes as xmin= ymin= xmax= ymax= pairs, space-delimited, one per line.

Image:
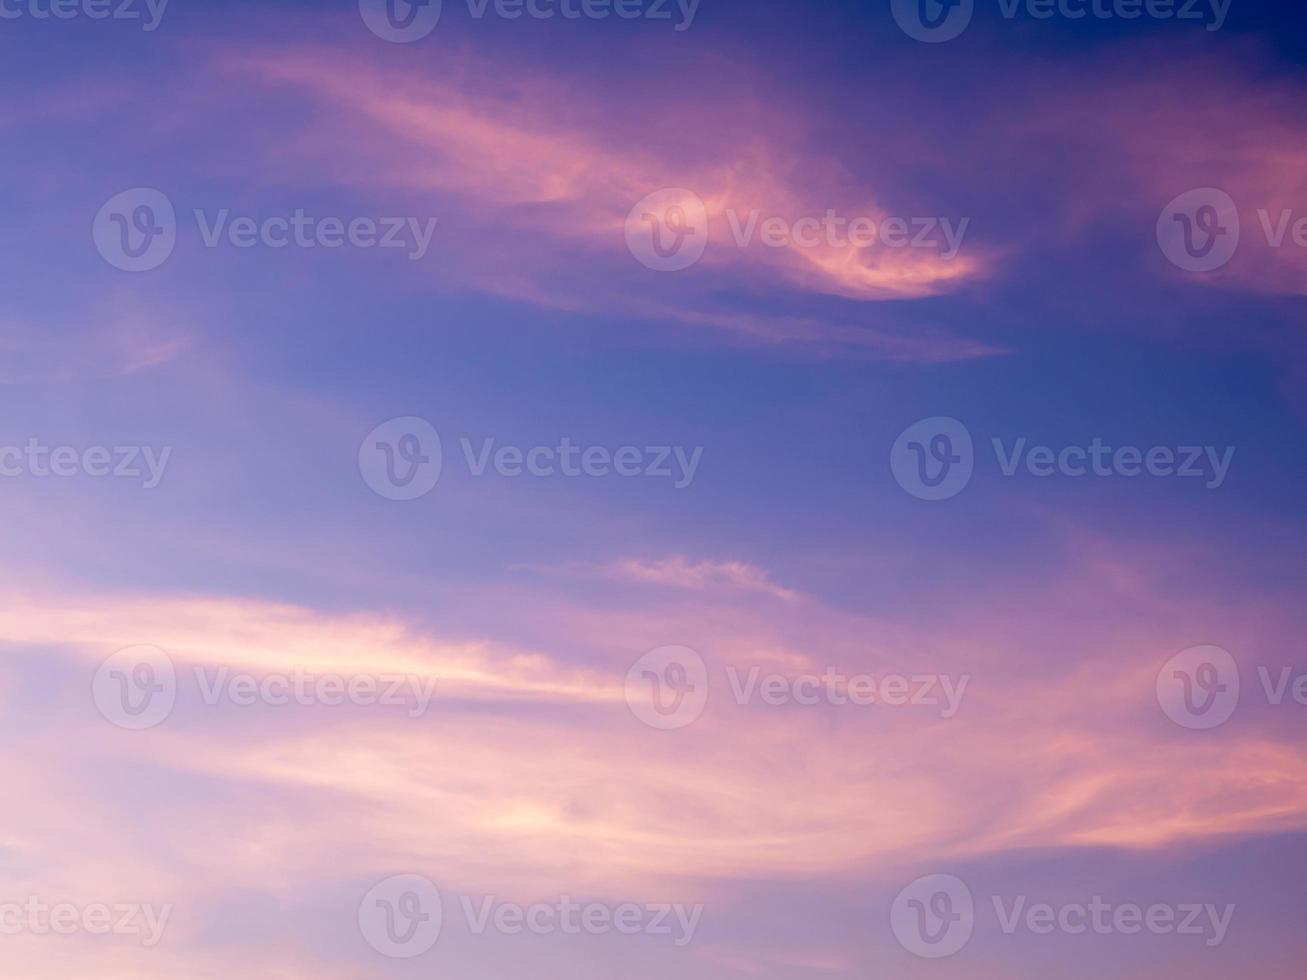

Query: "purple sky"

xmin=1 ymin=0 xmax=1305 ymax=977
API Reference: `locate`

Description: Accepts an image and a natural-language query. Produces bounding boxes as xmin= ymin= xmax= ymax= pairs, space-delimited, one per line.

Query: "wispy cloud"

xmin=4 ymin=531 xmax=1304 ymax=919
xmin=605 ymin=556 xmax=800 ymax=600
xmin=200 ymin=43 xmax=997 ymax=358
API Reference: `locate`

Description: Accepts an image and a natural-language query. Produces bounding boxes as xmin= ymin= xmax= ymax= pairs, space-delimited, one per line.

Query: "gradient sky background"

xmin=2 ymin=0 xmax=1306 ymax=977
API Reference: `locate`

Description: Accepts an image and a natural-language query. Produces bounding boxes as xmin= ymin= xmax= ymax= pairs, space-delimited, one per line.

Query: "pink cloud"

xmin=3 ymin=527 xmax=1304 ymax=905
xmin=196 ymin=43 xmax=997 ymax=358
xmin=3 ymin=514 xmax=1306 ymax=977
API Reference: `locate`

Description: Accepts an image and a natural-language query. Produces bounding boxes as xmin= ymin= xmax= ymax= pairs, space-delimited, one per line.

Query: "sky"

xmin=1 ymin=0 xmax=1306 ymax=977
